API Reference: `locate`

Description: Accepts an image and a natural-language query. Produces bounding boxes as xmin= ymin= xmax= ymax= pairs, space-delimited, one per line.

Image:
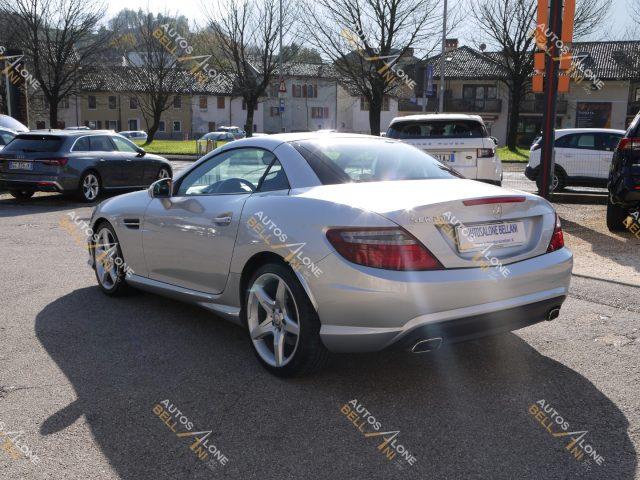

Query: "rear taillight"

xmin=547 ymin=214 xmax=564 ymax=253
xmin=41 ymin=158 xmax=68 ymax=166
xmin=477 ymin=148 xmax=495 ymax=158
xmin=326 ymin=227 xmax=443 ymax=271
xmin=617 ymin=138 xmax=640 ymax=152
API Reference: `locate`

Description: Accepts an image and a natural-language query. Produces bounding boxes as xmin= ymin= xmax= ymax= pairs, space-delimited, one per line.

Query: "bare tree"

xmin=471 ymin=0 xmax=610 ymax=150
xmin=301 ymin=0 xmax=443 ymax=135
xmin=1 ymin=0 xmax=112 ymax=127
xmin=201 ymin=0 xmax=296 ymax=136
xmin=111 ymin=11 xmax=188 ymax=144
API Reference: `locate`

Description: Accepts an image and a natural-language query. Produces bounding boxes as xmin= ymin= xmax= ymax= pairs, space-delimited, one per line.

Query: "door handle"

xmin=213 ymin=213 xmax=233 ymax=225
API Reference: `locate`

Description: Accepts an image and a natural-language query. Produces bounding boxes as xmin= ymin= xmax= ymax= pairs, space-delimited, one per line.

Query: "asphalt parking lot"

xmin=1 ymin=168 xmax=639 ymax=479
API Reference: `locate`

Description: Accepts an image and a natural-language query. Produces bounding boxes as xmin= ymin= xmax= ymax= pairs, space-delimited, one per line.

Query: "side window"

xmin=599 ymin=133 xmax=622 ymax=151
xmin=177 ymin=148 xmax=275 ymax=196
xmin=555 ymin=134 xmax=573 ymax=148
xmin=258 ymin=160 xmax=290 ymax=192
xmin=576 ymin=134 xmax=596 ymax=149
xmin=112 ymin=136 xmax=139 ymax=152
xmin=73 ymin=137 xmax=91 ymax=152
xmin=89 ymin=136 xmax=115 ymax=152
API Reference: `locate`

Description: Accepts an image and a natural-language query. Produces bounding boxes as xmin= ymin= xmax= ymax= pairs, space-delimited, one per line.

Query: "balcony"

xmin=420 ymin=97 xmax=502 ymax=113
xmin=520 ymin=99 xmax=568 ymax=114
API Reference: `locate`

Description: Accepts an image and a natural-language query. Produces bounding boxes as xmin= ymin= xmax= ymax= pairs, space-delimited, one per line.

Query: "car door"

xmin=142 ymin=147 xmax=277 ymax=294
xmin=110 ymin=135 xmax=146 ymax=186
xmin=573 ymin=132 xmax=599 ymax=178
xmin=553 ymin=133 xmax=577 ymax=177
xmin=89 ymin=135 xmax=126 ymax=187
xmin=595 ymin=132 xmax=623 ymax=180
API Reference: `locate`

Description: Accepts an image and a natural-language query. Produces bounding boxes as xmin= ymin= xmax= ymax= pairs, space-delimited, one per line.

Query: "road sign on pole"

xmin=279 ymin=98 xmax=285 ymax=113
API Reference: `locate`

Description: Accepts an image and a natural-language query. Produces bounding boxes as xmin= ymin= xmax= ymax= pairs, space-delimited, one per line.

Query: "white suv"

xmin=385 ymin=114 xmax=503 ymax=185
xmin=525 ymin=128 xmax=624 ymax=191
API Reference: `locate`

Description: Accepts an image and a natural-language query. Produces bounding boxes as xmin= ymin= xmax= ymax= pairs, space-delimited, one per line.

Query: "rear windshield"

xmin=386 ymin=120 xmax=486 ymax=139
xmin=3 ymin=135 xmax=63 ymax=153
xmin=292 ymin=138 xmax=460 ymax=185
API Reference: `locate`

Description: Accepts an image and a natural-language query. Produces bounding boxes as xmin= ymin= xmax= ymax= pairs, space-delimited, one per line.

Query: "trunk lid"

xmin=298 ymin=179 xmax=556 ymax=269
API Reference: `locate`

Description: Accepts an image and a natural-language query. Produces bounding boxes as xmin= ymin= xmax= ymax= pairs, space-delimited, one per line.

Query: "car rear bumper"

xmin=311 ymin=247 xmax=573 ymax=352
xmin=0 ymin=173 xmax=76 ymax=192
xmin=387 ymin=295 xmax=566 ymax=352
xmin=0 ymin=178 xmax=64 ymax=192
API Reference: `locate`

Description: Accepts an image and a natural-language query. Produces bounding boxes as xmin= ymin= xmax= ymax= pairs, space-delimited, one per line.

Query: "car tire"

xmin=536 ymin=166 xmax=566 ymax=193
xmin=77 ymin=171 xmax=101 ymax=203
xmin=157 ymin=167 xmax=171 ymax=180
xmin=9 ymin=189 xmax=34 ymax=200
xmin=243 ymin=263 xmax=329 ymax=377
xmin=92 ymin=222 xmax=132 ymax=296
xmin=606 ymin=199 xmax=629 ymax=232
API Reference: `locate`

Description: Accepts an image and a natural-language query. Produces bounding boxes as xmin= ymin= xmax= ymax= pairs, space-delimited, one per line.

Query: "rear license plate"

xmin=9 ymin=161 xmax=33 ymax=170
xmin=456 ymin=221 xmax=526 ymax=252
xmin=432 ymin=152 xmax=454 ymax=163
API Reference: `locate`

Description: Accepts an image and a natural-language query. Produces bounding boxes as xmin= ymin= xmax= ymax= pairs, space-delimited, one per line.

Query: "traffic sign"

xmin=278 ymin=80 xmax=286 ymax=93
xmin=279 ymin=98 xmax=285 ymax=112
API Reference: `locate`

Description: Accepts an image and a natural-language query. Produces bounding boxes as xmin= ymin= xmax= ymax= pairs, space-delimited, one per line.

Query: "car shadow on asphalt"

xmin=0 ymin=191 xmax=129 ymax=218
xmin=35 ymin=287 xmax=636 ymax=480
xmin=561 ymin=217 xmax=639 ymax=275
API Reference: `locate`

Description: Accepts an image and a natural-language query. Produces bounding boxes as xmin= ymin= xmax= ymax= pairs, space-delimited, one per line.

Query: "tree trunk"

xmin=48 ymin=99 xmax=58 ymax=129
xmin=145 ymin=111 xmax=162 ymax=145
xmin=506 ymin=87 xmax=522 ymax=150
xmin=244 ymin=97 xmax=256 ymax=137
xmin=369 ymin=106 xmax=382 ymax=136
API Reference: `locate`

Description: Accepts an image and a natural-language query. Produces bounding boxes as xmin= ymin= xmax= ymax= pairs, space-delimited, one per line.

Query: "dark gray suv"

xmin=0 ymin=130 xmax=172 ymax=202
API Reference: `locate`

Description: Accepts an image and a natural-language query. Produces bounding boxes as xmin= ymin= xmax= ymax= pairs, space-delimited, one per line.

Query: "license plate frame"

xmin=456 ymin=221 xmax=526 ymax=252
xmin=9 ymin=161 xmax=33 ymax=171
xmin=432 ymin=152 xmax=454 ymax=163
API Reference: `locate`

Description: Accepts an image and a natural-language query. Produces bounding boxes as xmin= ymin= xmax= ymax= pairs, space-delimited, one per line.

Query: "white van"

xmin=385 ymin=114 xmax=503 ymax=185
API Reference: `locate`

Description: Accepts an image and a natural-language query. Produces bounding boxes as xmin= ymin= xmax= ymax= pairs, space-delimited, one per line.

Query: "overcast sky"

xmin=106 ymin=0 xmax=634 ymax=47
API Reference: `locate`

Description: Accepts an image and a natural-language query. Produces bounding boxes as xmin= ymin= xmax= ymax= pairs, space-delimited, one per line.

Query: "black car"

xmin=0 ymin=130 xmax=172 ymax=202
xmin=607 ymin=114 xmax=640 ymax=231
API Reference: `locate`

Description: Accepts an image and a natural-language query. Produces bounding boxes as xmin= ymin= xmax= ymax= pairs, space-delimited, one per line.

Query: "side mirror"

xmin=136 ymin=147 xmax=146 ymax=157
xmin=149 ymin=178 xmax=172 ymax=198
xmin=490 ymin=136 xmax=498 ymax=145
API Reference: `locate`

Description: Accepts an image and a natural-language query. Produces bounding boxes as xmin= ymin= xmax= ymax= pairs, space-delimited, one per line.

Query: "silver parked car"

xmin=87 ymin=133 xmax=573 ymax=376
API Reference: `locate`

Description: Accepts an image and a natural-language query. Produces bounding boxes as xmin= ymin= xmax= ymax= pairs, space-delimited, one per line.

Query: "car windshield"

xmin=292 ymin=138 xmax=460 ymax=185
xmin=386 ymin=120 xmax=486 ymax=139
xmin=3 ymin=134 xmax=63 ymax=153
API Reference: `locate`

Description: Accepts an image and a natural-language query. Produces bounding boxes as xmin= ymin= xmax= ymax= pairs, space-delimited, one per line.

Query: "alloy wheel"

xmin=247 ymin=273 xmax=301 ymax=368
xmin=82 ymin=173 xmax=100 ymax=201
xmin=94 ymin=228 xmax=119 ymax=290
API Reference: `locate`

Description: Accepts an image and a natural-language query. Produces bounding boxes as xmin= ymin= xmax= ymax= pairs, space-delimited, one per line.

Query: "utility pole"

xmin=438 ymin=0 xmax=447 ymax=113
xmin=539 ymin=0 xmax=563 ymax=199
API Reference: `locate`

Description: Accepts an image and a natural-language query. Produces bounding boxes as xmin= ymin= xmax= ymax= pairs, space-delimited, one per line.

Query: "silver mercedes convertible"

xmin=87 ymin=133 xmax=573 ymax=376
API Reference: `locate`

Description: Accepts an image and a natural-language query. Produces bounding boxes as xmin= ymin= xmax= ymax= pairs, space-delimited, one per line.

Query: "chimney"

xmin=444 ymin=39 xmax=458 ymax=52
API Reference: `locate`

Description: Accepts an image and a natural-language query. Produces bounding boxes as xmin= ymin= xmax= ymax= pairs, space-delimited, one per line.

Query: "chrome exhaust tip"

xmin=411 ymin=337 xmax=443 ymax=354
xmin=546 ymin=308 xmax=561 ymax=321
